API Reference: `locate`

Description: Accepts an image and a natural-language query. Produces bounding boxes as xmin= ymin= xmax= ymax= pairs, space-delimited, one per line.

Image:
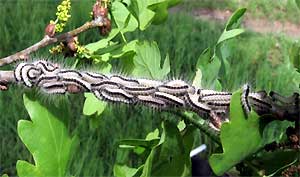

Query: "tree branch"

xmin=0 ymin=20 xmax=104 ymax=67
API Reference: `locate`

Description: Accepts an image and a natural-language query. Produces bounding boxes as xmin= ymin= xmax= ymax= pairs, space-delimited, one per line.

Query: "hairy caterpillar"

xmin=41 ymin=82 xmax=66 ymax=94
xmin=123 ymin=85 xmax=156 ymax=95
xmin=153 ymin=92 xmax=185 ymax=107
xmin=100 ymin=87 xmax=135 ymax=104
xmin=137 ymin=95 xmax=167 ymax=109
xmin=110 ymin=75 xmax=139 ymax=86
xmin=157 ymin=80 xmax=195 ymax=96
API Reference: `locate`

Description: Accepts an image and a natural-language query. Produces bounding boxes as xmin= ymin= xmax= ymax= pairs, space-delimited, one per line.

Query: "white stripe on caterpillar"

xmin=14 ymin=63 xmax=28 ymax=82
xmin=241 ymin=84 xmax=251 ymax=114
xmin=186 ymin=93 xmax=211 ymax=118
xmin=34 ymin=60 xmax=60 ymax=74
xmin=123 ymin=85 xmax=156 ymax=95
xmin=153 ymin=92 xmax=185 ymax=107
xmin=91 ymin=80 xmax=120 ymax=90
xmin=100 ymin=87 xmax=135 ymax=104
xmin=136 ymin=79 xmax=163 ymax=87
xmin=137 ymin=95 xmax=166 ymax=109
xmin=21 ymin=64 xmax=36 ymax=87
xmin=36 ymin=75 xmax=59 ymax=87
xmin=93 ymin=90 xmax=104 ymax=100
xmin=197 ymin=89 xmax=232 ymax=97
xmin=200 ymin=95 xmax=231 ymax=102
xmin=157 ymin=85 xmax=192 ymax=96
xmin=158 ymin=80 xmax=195 ymax=95
xmin=82 ymin=72 xmax=108 ymax=83
xmin=61 ymin=77 xmax=91 ymax=91
xmin=58 ymin=69 xmax=83 ymax=77
xmin=41 ymin=82 xmax=66 ymax=94
xmin=110 ymin=75 xmax=139 ymax=86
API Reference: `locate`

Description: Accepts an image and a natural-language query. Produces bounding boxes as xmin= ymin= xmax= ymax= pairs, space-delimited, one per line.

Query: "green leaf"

xmin=141 ymin=121 xmax=192 ymax=177
xmin=196 ymin=48 xmax=221 ymax=89
xmin=217 ymin=29 xmax=245 ymax=44
xmin=130 ymin=0 xmax=166 ymax=30
xmin=83 ymin=93 xmax=107 ymax=116
xmin=132 ymin=41 xmax=170 ymax=80
xmin=17 ymin=95 xmax=77 ymax=177
xmin=85 ymin=29 xmax=119 ymax=53
xmin=262 ymin=120 xmax=294 ymax=145
xmin=209 ymin=90 xmax=263 ymax=176
xmin=112 ymin=1 xmax=138 ymax=33
xmin=114 ymin=164 xmax=141 ymax=177
xmin=192 ymin=69 xmax=202 ymax=88
xmin=225 ymin=8 xmax=247 ymax=30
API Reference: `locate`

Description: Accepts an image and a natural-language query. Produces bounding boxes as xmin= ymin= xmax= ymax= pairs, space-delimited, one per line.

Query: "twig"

xmin=0 ymin=20 xmax=104 ymax=67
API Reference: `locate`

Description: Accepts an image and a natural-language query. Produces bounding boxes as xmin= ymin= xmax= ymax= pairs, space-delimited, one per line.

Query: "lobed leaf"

xmin=17 ymin=95 xmax=77 ymax=177
xmin=132 ymin=41 xmax=170 ymax=80
xmin=209 ymin=90 xmax=263 ymax=176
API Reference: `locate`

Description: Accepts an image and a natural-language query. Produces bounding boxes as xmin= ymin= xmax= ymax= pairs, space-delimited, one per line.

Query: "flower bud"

xmin=45 ymin=23 xmax=56 ymax=37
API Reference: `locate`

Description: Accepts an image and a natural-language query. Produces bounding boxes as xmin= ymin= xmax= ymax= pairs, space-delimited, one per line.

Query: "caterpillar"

xmin=137 ymin=95 xmax=167 ymax=109
xmin=153 ymin=92 xmax=185 ymax=107
xmin=110 ymin=75 xmax=139 ymax=86
xmin=41 ymin=82 xmax=66 ymax=94
xmin=91 ymin=80 xmax=120 ymax=90
xmin=61 ymin=77 xmax=91 ymax=91
xmin=241 ymin=84 xmax=251 ymax=114
xmin=157 ymin=80 xmax=195 ymax=96
xmin=34 ymin=60 xmax=60 ymax=74
xmin=186 ymin=93 xmax=211 ymax=118
xmin=123 ymin=85 xmax=156 ymax=95
xmin=100 ymin=87 xmax=135 ymax=104
xmin=20 ymin=64 xmax=35 ymax=87
xmin=197 ymin=89 xmax=232 ymax=97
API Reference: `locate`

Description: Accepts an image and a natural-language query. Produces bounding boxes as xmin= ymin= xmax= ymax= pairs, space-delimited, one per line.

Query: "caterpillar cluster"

xmin=14 ymin=60 xmax=300 ymax=130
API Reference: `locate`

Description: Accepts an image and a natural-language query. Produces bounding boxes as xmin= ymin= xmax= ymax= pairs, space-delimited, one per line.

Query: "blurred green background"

xmin=0 ymin=0 xmax=299 ymax=176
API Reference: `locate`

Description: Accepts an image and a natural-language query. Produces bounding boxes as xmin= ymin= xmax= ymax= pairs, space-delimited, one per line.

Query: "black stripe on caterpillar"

xmin=122 ymin=85 xmax=156 ymax=95
xmin=99 ymin=87 xmax=135 ymax=104
xmin=241 ymin=84 xmax=251 ymax=114
xmin=153 ymin=92 xmax=185 ymax=107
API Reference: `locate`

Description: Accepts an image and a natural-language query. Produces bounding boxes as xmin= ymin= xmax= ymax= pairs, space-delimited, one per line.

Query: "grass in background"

xmin=0 ymin=0 xmax=299 ymax=176
xmin=184 ymin=0 xmax=300 ymax=24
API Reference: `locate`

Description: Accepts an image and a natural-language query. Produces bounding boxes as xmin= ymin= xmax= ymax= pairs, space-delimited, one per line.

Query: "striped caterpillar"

xmin=13 ymin=60 xmax=300 ymax=130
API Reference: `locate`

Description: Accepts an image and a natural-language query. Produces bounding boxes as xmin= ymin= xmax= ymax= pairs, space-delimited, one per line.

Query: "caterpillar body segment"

xmin=14 ymin=62 xmax=28 ymax=82
xmin=91 ymin=80 xmax=120 ymax=90
xmin=58 ymin=69 xmax=83 ymax=78
xmin=197 ymin=89 xmax=232 ymax=97
xmin=110 ymin=75 xmax=139 ymax=86
xmin=137 ymin=95 xmax=167 ymax=109
xmin=153 ymin=92 xmax=185 ymax=107
xmin=41 ymin=82 xmax=66 ymax=94
xmin=136 ymin=79 xmax=163 ymax=87
xmin=122 ymin=85 xmax=156 ymax=96
xmin=100 ymin=87 xmax=136 ymax=104
xmin=241 ymin=84 xmax=251 ymax=115
xmin=61 ymin=77 xmax=91 ymax=91
xmin=82 ymin=72 xmax=108 ymax=83
xmin=36 ymin=75 xmax=59 ymax=87
xmin=185 ymin=93 xmax=211 ymax=118
xmin=34 ymin=60 xmax=60 ymax=74
xmin=21 ymin=64 xmax=37 ymax=87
